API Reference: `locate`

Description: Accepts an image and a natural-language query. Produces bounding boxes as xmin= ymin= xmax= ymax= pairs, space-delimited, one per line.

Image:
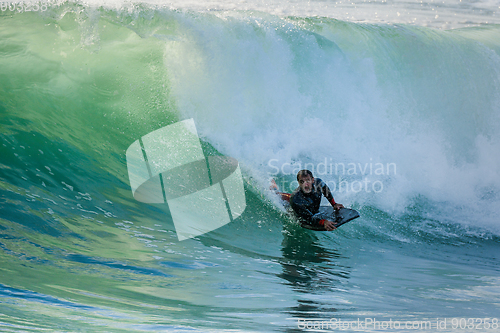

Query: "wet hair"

xmin=296 ymin=169 xmax=313 ymax=181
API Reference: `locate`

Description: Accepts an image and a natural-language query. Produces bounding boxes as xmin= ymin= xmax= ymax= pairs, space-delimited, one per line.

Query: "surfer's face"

xmin=298 ymin=175 xmax=314 ymax=194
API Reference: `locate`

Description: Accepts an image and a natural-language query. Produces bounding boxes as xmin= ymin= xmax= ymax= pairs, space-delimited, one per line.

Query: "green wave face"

xmin=1 ymin=4 xmax=500 ymax=332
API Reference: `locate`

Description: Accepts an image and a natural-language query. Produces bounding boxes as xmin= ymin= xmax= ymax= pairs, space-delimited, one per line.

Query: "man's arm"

xmin=317 ymin=179 xmax=344 ymax=210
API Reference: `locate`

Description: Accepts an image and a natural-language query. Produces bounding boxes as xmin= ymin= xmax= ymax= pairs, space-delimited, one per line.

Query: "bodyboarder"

xmin=289 ymin=169 xmax=344 ymax=231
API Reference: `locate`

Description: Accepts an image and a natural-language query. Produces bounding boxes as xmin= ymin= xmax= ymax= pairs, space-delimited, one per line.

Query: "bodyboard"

xmin=272 ymin=187 xmax=359 ymax=231
xmin=300 ymin=207 xmax=360 ymax=231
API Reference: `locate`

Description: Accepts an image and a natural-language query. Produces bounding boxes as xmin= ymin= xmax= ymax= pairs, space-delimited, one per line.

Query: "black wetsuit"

xmin=289 ymin=178 xmax=337 ymax=229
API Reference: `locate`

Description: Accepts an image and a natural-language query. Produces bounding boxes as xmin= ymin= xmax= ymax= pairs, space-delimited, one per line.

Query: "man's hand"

xmin=323 ymin=220 xmax=337 ymax=231
xmin=333 ymin=203 xmax=344 ymax=210
xmin=269 ymin=179 xmax=279 ymax=191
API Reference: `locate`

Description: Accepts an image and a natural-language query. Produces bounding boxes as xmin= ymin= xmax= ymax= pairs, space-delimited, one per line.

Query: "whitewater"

xmin=0 ymin=0 xmax=499 ymax=332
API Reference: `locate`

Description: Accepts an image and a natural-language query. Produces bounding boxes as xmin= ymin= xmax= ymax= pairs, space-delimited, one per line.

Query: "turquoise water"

xmin=1 ymin=2 xmax=500 ymax=332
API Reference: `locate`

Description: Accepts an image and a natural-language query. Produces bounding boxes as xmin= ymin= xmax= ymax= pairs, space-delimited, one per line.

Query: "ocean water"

xmin=1 ymin=0 xmax=500 ymax=332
